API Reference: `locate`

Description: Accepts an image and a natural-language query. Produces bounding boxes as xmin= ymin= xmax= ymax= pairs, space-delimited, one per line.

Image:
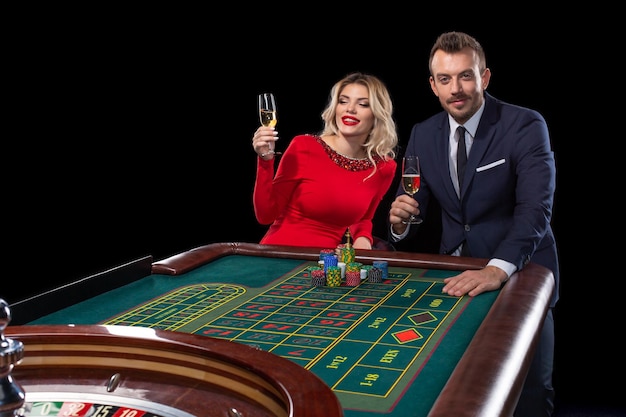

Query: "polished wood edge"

xmin=151 ymin=242 xmax=488 ymax=275
xmin=19 ymin=342 xmax=280 ymax=398
xmin=427 ymin=262 xmax=555 ymax=417
xmin=6 ymin=324 xmax=344 ymax=417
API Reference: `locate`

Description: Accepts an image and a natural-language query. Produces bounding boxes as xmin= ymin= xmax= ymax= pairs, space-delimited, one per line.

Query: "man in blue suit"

xmin=389 ymin=31 xmax=559 ymax=417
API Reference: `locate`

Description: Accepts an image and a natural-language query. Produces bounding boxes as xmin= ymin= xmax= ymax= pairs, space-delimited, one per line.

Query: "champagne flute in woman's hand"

xmin=258 ymin=92 xmax=281 ymax=155
xmin=401 ymin=155 xmax=423 ymax=225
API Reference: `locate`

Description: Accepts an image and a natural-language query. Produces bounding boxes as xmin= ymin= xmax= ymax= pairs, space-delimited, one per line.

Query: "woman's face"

xmin=335 ymin=83 xmax=374 ymax=140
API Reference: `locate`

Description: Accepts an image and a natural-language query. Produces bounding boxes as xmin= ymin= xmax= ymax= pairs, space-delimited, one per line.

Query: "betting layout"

xmin=104 ymin=263 xmax=467 ymax=412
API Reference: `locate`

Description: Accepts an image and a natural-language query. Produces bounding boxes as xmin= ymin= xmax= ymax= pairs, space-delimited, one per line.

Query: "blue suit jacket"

xmin=399 ymin=93 xmax=559 ymax=306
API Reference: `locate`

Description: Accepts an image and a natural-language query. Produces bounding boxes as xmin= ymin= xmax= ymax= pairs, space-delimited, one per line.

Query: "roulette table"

xmin=6 ymin=242 xmax=554 ymax=417
xmin=0 ymin=307 xmax=341 ymax=417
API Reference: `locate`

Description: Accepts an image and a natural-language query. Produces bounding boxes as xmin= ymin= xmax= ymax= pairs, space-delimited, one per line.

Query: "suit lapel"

xmin=461 ymin=93 xmax=498 ymax=196
xmin=435 ymin=116 xmax=460 ymax=203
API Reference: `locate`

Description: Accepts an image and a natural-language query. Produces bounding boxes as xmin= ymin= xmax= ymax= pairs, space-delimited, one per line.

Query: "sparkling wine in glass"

xmin=401 ymin=155 xmax=423 ymax=225
xmin=258 ymin=92 xmax=280 ymax=155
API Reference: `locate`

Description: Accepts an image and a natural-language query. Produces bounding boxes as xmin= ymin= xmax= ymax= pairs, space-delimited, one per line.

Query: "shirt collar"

xmin=448 ymin=100 xmax=485 ymax=138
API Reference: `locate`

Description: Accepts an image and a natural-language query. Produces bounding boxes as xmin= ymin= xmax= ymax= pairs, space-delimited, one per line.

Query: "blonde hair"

xmin=320 ymin=72 xmax=398 ymax=179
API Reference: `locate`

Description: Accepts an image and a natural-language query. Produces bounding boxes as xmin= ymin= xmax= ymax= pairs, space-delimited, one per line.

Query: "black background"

xmin=5 ymin=11 xmax=619 ymax=413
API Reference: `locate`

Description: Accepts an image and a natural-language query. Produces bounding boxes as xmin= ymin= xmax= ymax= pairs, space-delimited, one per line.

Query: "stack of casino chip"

xmin=345 ymin=270 xmax=361 ymax=286
xmin=372 ymin=261 xmax=388 ymax=278
xmin=346 ymin=262 xmax=363 ymax=274
xmin=326 ymin=266 xmax=342 ymax=287
xmin=323 ymin=254 xmax=338 ymax=274
xmin=319 ymin=249 xmax=335 ymax=260
xmin=360 ymin=268 xmax=368 ymax=280
xmin=311 ymin=268 xmax=326 ymax=287
xmin=337 ymin=262 xmax=346 ymax=279
xmin=340 ymin=246 xmax=355 ymax=263
xmin=368 ymin=267 xmax=383 ymax=283
xmin=361 ymin=265 xmax=373 ymax=280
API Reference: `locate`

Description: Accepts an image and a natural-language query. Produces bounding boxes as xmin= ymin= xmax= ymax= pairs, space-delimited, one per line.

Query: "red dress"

xmin=254 ymin=134 xmax=396 ymax=248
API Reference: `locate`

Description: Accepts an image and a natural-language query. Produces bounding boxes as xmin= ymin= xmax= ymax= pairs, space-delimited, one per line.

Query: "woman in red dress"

xmin=252 ymin=72 xmax=398 ymax=249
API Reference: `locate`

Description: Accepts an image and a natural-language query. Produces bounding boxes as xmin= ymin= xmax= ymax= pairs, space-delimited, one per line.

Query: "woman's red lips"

xmin=342 ymin=116 xmax=359 ymax=125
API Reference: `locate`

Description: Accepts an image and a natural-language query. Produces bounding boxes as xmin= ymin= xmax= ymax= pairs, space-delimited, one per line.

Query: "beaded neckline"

xmin=315 ymin=136 xmax=382 ymax=172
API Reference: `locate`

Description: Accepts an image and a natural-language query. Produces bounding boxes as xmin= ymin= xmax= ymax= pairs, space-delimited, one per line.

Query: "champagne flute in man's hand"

xmin=401 ymin=155 xmax=423 ymax=225
xmin=258 ymin=93 xmax=281 ymax=155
